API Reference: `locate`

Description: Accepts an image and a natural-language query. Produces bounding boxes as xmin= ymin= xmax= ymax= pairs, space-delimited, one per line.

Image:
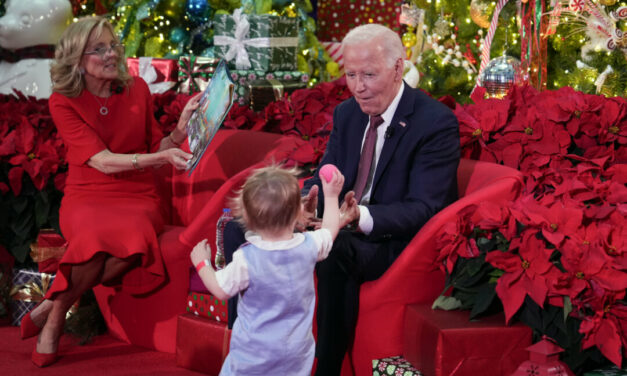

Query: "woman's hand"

xmin=175 ymin=92 xmax=203 ymax=135
xmin=190 ymin=239 xmax=212 ymax=267
xmin=160 ymin=148 xmax=193 ymax=170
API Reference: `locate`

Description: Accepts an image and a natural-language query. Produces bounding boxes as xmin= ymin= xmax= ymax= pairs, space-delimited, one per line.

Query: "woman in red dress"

xmin=20 ymin=16 xmax=201 ymax=367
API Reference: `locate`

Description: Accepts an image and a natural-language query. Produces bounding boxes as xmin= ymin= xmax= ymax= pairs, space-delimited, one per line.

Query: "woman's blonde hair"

xmin=232 ymin=165 xmax=302 ymax=234
xmin=50 ymin=16 xmax=131 ymax=97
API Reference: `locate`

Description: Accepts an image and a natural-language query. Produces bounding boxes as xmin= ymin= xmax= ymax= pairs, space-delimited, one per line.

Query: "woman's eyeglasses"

xmin=84 ymin=43 xmax=125 ymax=59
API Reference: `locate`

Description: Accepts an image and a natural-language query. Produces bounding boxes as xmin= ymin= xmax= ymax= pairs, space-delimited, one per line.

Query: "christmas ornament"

xmin=433 ymin=14 xmax=450 ymax=38
xmin=479 ymin=55 xmax=524 ymax=98
xmin=157 ymin=0 xmax=185 ymax=19
xmin=470 ymin=0 xmax=495 ymax=28
xmin=186 ymin=0 xmax=211 ymax=25
xmin=599 ymin=0 xmax=617 ymax=6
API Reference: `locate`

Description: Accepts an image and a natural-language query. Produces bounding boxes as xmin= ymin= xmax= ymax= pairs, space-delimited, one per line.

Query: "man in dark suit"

xmin=304 ymin=24 xmax=460 ymax=375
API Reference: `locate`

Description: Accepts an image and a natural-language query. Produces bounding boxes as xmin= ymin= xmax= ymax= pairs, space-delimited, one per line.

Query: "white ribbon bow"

xmin=138 ymin=57 xmax=175 ymax=94
xmin=213 ymin=8 xmax=298 ymax=70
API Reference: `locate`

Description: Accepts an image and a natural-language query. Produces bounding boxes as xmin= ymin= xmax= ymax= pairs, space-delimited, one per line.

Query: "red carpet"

xmin=0 ymin=324 xmax=205 ymax=375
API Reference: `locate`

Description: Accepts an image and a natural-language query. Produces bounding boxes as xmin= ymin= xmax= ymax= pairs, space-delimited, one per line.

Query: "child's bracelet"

xmin=195 ymin=259 xmax=211 ymax=272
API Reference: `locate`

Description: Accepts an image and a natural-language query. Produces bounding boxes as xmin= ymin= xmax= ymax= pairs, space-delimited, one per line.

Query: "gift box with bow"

xmin=9 ymin=269 xmax=54 ymax=326
xmin=127 ymin=57 xmax=178 ymax=94
xmin=177 ymin=56 xmax=220 ymax=94
xmin=30 ymin=229 xmax=67 ymax=274
xmin=214 ymin=8 xmax=299 ymax=72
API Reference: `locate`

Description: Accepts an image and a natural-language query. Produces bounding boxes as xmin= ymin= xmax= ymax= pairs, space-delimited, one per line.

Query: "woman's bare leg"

xmin=101 ymin=255 xmax=139 ymax=285
xmin=36 ymin=253 xmax=106 ymax=354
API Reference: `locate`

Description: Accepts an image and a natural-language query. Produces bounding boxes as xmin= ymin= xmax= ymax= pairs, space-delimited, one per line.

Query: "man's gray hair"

xmin=342 ymin=24 xmax=405 ymax=68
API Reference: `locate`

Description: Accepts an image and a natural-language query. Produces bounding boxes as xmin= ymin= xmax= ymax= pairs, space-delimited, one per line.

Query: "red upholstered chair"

xmin=92 ymin=129 xmax=290 ymax=353
xmin=342 ymin=158 xmax=524 ymax=375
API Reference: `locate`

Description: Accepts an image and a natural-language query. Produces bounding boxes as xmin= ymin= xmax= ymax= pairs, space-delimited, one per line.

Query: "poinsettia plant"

xmin=434 ymin=85 xmax=627 ymax=373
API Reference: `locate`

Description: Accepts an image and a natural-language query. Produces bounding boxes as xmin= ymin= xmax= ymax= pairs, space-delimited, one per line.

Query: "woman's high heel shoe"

xmin=31 ymin=349 xmax=59 ymax=368
xmin=20 ymin=303 xmax=44 ymax=339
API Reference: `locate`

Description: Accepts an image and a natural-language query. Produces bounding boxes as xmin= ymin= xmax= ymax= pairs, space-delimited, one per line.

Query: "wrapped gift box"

xmin=316 ymin=0 xmax=402 ymax=42
xmin=248 ymin=78 xmax=307 ymax=111
xmin=373 ymin=356 xmax=423 ymax=376
xmin=214 ymin=9 xmax=299 ymax=72
xmin=176 ymin=313 xmax=231 ymax=375
xmin=584 ymin=366 xmax=627 ymax=375
xmin=127 ymin=57 xmax=178 ymax=94
xmin=230 ymin=70 xmax=308 ymax=106
xmin=177 ymin=56 xmax=220 ymax=94
xmin=403 ymin=304 xmax=532 ymax=376
xmin=186 ymin=291 xmax=228 ymax=323
xmin=9 ymin=269 xmax=54 ymax=326
xmin=30 ymin=229 xmax=67 ymax=273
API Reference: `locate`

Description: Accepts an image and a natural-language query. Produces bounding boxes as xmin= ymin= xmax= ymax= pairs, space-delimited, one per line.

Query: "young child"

xmin=190 ymin=165 xmax=345 ymax=376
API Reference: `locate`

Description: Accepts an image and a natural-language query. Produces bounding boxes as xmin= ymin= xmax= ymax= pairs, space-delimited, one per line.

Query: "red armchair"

xmin=92 ymin=129 xmax=289 ymax=353
xmin=343 ymin=158 xmax=524 ymax=375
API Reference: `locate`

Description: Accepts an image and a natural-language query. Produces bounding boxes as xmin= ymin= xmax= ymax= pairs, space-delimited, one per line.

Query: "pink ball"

xmin=319 ymin=164 xmax=338 ymax=183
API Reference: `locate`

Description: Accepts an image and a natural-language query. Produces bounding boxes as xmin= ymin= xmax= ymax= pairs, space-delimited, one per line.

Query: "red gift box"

xmin=186 ymin=291 xmax=228 ymax=323
xmin=403 ymin=304 xmax=532 ymax=376
xmin=29 ymin=229 xmax=67 ymax=273
xmin=176 ymin=313 xmax=231 ymax=375
xmin=126 ymin=57 xmax=178 ymax=93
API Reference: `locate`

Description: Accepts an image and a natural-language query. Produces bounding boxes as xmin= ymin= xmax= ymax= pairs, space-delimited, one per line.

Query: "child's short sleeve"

xmin=215 ymin=249 xmax=249 ymax=297
xmin=309 ymin=228 xmax=333 ymax=261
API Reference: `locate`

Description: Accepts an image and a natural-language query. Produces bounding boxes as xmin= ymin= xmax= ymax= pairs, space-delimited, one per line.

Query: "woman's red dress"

xmin=47 ymin=77 xmax=167 ymax=298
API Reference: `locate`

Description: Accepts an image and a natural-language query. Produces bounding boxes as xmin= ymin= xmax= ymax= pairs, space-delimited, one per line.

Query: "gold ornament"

xmin=402 ymin=26 xmax=417 ymax=59
xmin=157 ymin=0 xmax=185 ymax=19
xmin=307 ymin=78 xmax=318 ymax=88
xmin=598 ymin=0 xmax=617 ymax=5
xmin=470 ymin=0 xmax=496 ymax=29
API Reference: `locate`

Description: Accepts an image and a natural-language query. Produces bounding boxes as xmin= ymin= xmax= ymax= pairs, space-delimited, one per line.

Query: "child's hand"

xmin=321 ymin=168 xmax=344 ymax=199
xmin=190 ymin=239 xmax=212 ymax=267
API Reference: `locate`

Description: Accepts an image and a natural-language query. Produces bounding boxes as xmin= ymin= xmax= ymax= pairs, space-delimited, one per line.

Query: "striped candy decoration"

xmin=475 ymin=0 xmax=510 ymax=88
xmin=321 ymin=41 xmax=344 ymax=71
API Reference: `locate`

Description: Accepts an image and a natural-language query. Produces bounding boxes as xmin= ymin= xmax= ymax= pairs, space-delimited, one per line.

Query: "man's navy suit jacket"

xmin=303 ymin=82 xmax=461 ymax=243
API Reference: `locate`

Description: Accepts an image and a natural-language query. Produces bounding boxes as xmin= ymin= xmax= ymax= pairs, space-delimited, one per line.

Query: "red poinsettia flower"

xmin=560 ymin=237 xmax=627 ymax=294
xmin=486 ymin=229 xmax=559 ymax=323
xmin=578 ymin=291 xmax=627 ymax=367
xmin=510 ymin=194 xmax=583 ymax=247
xmin=435 ymin=205 xmax=480 ymax=274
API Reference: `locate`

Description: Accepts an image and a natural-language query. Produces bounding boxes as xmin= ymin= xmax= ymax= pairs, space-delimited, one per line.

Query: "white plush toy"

xmin=0 ymin=0 xmax=72 ymax=98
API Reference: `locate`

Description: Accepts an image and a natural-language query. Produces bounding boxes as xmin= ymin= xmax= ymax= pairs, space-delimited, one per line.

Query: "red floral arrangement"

xmin=0 ymin=82 xmax=625 ymax=373
xmin=435 ymin=85 xmax=626 ymax=372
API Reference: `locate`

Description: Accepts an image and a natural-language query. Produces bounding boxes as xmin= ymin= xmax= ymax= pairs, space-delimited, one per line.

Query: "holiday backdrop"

xmin=0 ymin=0 xmax=625 ymax=374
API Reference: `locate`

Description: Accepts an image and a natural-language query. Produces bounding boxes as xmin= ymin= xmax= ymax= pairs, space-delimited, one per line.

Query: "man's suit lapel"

xmin=373 ymin=83 xmax=416 ymax=188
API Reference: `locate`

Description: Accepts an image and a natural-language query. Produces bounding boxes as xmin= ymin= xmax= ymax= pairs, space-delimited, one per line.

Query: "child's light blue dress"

xmin=219 ymin=233 xmax=318 ymax=375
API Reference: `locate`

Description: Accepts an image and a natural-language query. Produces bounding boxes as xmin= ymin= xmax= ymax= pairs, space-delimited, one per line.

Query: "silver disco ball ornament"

xmin=479 ymin=55 xmax=524 ymax=98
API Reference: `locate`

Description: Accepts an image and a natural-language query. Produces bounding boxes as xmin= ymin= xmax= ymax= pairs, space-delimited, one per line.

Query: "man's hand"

xmin=296 ymin=185 xmax=320 ymax=231
xmin=340 ymin=191 xmax=360 ymax=229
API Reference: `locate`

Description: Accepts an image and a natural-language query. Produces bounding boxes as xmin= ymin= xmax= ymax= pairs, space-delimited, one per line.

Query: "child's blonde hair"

xmin=232 ymin=165 xmax=301 ymax=233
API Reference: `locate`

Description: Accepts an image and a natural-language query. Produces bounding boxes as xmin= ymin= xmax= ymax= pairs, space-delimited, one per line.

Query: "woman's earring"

xmin=79 ymin=67 xmax=86 ymax=75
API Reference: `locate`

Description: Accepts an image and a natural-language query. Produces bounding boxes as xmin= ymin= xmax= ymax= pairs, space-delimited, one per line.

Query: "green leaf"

xmin=563 ymin=296 xmax=572 ymax=322
xmin=488 ymin=269 xmax=504 ymax=283
xmin=469 ymin=283 xmax=497 ymax=319
xmin=35 ymin=191 xmax=50 ymax=228
xmin=432 ymin=295 xmax=463 ymax=311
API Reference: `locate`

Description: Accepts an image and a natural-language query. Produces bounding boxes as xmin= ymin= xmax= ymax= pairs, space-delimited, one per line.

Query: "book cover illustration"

xmin=186 ymin=59 xmax=235 ymax=175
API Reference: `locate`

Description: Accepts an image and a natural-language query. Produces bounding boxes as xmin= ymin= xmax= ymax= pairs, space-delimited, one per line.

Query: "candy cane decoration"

xmin=475 ymin=0 xmax=510 ymax=88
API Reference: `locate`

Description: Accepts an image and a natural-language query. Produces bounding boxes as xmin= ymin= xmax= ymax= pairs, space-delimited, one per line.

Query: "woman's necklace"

xmin=91 ymin=91 xmax=110 ymax=115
